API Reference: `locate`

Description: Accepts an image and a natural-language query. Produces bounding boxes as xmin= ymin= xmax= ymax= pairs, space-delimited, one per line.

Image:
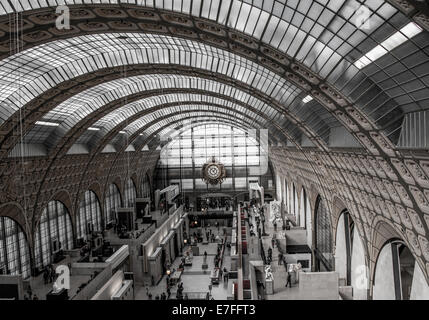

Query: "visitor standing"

xmin=285 ymin=272 xmax=292 ymax=288
xmin=223 ymin=267 xmax=228 ymax=282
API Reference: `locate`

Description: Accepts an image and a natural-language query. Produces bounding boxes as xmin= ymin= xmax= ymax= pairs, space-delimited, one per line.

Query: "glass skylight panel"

xmin=303 ymin=95 xmax=313 ymax=103
xmin=34 ymin=120 xmax=60 ymax=127
xmin=354 ymin=22 xmax=423 ymax=69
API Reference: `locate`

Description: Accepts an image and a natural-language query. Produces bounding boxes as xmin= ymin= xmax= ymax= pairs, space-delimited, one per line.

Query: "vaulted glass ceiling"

xmin=77 ymin=103 xmax=270 ymax=150
xmin=108 ymin=107 xmax=280 ymax=151
xmin=1 ymin=32 xmax=338 ymax=146
xmin=127 ymin=113 xmax=262 ymax=150
xmin=0 ymin=33 xmax=298 ymax=118
xmin=24 ymin=73 xmax=300 ymax=148
xmin=0 ymin=0 xmax=428 ymax=149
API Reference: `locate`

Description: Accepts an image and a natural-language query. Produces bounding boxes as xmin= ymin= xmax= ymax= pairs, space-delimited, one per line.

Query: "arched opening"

xmin=141 ymin=174 xmax=151 ymax=199
xmin=335 ymin=209 xmax=355 ymax=286
xmin=276 ymin=173 xmax=282 ymax=202
xmin=314 ymin=195 xmax=334 ymax=271
xmin=34 ymin=201 xmax=73 ymax=271
xmin=373 ymin=239 xmax=423 ymax=300
xmin=124 ymin=178 xmax=137 ymax=208
xmin=304 ymin=190 xmax=312 ymax=247
xmin=282 ymin=178 xmax=287 ymax=208
xmin=286 ymin=181 xmax=291 ymax=215
xmin=293 ymin=183 xmax=298 ymax=224
xmin=0 ymin=216 xmax=31 ymax=279
xmin=104 ymin=183 xmax=122 ymax=228
xmin=335 ymin=209 xmax=369 ymax=299
xmin=77 ymin=190 xmax=103 ymax=241
xmin=299 ymin=187 xmax=307 ymax=229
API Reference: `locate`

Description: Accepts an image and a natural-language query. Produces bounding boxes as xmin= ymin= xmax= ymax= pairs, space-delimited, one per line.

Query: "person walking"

xmin=267 ymin=247 xmax=273 ymax=260
xmin=223 ymin=267 xmax=228 ymax=282
xmin=166 ymin=275 xmax=170 ymax=289
xmin=49 ymin=265 xmax=55 ymax=283
xmin=285 ymin=272 xmax=292 ymax=288
xmin=278 ymin=252 xmax=283 ymax=265
xmin=43 ymin=268 xmax=49 ymax=285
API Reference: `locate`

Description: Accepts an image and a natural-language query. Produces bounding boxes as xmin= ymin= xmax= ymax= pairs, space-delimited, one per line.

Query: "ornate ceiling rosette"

xmin=201 ymin=156 xmax=226 ymax=186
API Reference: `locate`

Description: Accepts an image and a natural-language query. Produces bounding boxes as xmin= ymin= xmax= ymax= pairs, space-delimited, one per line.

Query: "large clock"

xmin=201 ymin=157 xmax=226 ymax=185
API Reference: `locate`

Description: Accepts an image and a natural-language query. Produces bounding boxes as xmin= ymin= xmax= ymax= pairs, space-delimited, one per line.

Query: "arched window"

xmin=276 ymin=173 xmax=282 ymax=201
xmin=0 ymin=216 xmax=30 ymax=279
xmin=286 ymin=182 xmax=291 ymax=214
xmin=34 ymin=201 xmax=73 ymax=270
xmin=283 ymin=179 xmax=287 ymax=207
xmin=141 ymin=175 xmax=151 ymax=199
xmin=314 ymin=195 xmax=333 ymax=271
xmin=299 ymin=187 xmax=308 ymax=229
xmin=104 ymin=183 xmax=122 ymax=227
xmin=293 ymin=183 xmax=298 ymax=219
xmin=77 ymin=190 xmax=102 ymax=241
xmin=335 ymin=210 xmax=355 ymax=285
xmin=124 ymin=178 xmax=137 ymax=207
xmin=374 ymin=240 xmax=416 ymax=300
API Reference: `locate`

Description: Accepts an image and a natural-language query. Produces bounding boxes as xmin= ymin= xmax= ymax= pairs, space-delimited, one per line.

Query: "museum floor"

xmin=261 ymin=223 xmax=301 ymax=300
xmin=135 ymin=227 xmax=232 ymax=300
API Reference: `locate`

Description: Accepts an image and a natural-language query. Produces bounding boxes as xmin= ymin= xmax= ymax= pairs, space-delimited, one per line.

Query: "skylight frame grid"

xmin=0 ymin=33 xmax=298 ymax=123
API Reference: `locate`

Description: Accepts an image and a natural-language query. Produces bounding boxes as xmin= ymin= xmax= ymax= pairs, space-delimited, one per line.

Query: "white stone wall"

xmin=373 ymin=243 xmax=396 ymax=300
xmin=351 ymin=227 xmax=368 ymax=300
xmin=335 ymin=214 xmax=347 ymax=282
xmin=410 ymin=262 xmax=429 ymax=300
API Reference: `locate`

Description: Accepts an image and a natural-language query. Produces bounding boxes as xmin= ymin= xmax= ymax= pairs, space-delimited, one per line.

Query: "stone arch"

xmin=0 ymin=202 xmax=28 ymax=238
xmin=111 ymin=176 xmax=124 ymax=204
xmin=33 ymin=198 xmax=74 ymax=271
xmin=87 ymin=181 xmax=103 ymax=207
xmin=313 ymin=194 xmax=334 ymax=271
xmin=0 ymin=212 xmax=32 ymax=278
xmin=76 ymin=189 xmax=103 ymax=241
xmin=139 ymin=170 xmax=152 ymax=199
xmin=334 ymin=206 xmax=370 ymax=299
xmin=43 ymin=189 xmax=74 ymax=227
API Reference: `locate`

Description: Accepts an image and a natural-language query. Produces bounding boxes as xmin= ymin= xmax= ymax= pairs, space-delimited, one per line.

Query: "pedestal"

xmin=192 ymin=246 xmax=199 ymax=256
xmin=265 ymin=279 xmax=274 ymax=295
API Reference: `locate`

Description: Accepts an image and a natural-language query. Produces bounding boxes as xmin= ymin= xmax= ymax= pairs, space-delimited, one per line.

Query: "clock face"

xmin=201 ymin=157 xmax=226 ymax=185
xmin=207 ymin=164 xmax=220 ymax=179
